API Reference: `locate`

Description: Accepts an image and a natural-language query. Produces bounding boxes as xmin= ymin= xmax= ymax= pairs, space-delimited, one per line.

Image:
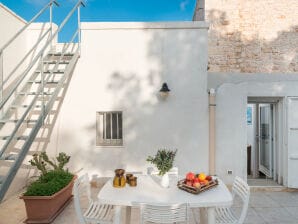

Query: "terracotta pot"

xmin=20 ymin=175 xmax=76 ymax=224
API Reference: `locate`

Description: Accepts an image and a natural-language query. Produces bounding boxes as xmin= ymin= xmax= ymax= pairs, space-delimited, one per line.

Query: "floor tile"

xmin=254 ymin=207 xmax=297 ymax=223
xmin=249 ymin=192 xmax=280 ymax=208
xmin=266 ymin=192 xmax=298 ymax=207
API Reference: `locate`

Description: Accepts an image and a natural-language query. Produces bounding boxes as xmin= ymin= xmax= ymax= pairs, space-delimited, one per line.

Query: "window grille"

xmin=96 ymin=111 xmax=123 ymax=146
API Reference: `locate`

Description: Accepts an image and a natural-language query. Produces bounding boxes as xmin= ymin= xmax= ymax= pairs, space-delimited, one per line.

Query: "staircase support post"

xmin=0 ymin=51 xmax=3 ymax=118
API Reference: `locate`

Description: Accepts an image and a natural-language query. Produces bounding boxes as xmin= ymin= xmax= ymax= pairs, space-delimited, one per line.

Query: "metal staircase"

xmin=0 ymin=0 xmax=85 ymax=202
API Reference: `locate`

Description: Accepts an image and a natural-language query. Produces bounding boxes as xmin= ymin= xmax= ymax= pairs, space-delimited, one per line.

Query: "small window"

xmin=96 ymin=111 xmax=123 ymax=146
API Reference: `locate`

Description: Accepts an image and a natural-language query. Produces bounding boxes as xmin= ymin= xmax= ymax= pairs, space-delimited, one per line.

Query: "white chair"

xmin=73 ymin=174 xmax=114 ymax=224
xmin=215 ymin=176 xmax=250 ymax=224
xmin=140 ymin=203 xmax=189 ymax=224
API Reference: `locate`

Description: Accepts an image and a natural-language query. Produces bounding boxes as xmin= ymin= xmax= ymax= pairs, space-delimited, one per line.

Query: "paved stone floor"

xmin=1 ymin=188 xmax=298 ymax=224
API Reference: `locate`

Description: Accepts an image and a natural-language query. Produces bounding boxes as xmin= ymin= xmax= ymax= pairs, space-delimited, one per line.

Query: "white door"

xmin=259 ymin=104 xmax=273 ymax=178
xmin=287 ymin=97 xmax=298 ymax=188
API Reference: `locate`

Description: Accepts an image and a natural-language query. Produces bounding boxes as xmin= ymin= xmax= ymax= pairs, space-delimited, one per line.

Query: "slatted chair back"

xmin=231 ymin=176 xmax=250 ymax=224
xmin=73 ymin=174 xmax=92 ymax=224
xmin=74 ymin=173 xmax=114 ymax=224
xmin=140 ymin=203 xmax=189 ymax=224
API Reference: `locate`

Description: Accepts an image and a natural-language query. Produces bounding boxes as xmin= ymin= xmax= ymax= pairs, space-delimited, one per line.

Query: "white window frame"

xmin=96 ymin=111 xmax=123 ymax=146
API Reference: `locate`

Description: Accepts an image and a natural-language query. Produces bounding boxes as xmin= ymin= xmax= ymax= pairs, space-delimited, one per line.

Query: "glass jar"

xmin=113 ymin=169 xmax=126 ymax=188
xmin=129 ymin=176 xmax=137 ymax=187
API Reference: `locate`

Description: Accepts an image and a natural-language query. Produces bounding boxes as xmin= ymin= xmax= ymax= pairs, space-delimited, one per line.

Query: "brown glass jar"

xmin=129 ymin=176 xmax=137 ymax=187
xmin=126 ymin=173 xmax=133 ymax=184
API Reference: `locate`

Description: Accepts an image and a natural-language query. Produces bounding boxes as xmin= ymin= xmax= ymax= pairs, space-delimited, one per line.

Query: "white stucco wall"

xmin=47 ymin=22 xmax=209 ymax=177
xmin=0 ymin=3 xmax=27 ymax=91
xmin=209 ymin=73 xmax=298 ymax=185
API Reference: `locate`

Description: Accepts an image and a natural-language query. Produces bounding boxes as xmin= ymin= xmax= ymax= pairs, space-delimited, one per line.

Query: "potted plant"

xmin=20 ymin=152 xmax=75 ymax=224
xmin=146 ymin=149 xmax=177 ymax=188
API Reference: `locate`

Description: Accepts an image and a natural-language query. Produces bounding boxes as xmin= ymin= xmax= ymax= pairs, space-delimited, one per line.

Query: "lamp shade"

xmin=160 ymin=83 xmax=170 ymax=93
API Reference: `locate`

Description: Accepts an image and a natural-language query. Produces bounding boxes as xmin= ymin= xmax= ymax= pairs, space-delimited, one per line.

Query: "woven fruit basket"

xmin=177 ymin=178 xmax=218 ymax=194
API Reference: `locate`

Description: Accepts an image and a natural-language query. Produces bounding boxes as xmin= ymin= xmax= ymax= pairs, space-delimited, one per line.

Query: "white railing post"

xmin=50 ymin=1 xmax=53 ymax=48
xmin=77 ymin=5 xmax=81 ymax=55
xmin=0 ymin=51 xmax=3 ymax=118
xmin=40 ymin=53 xmax=45 ymax=124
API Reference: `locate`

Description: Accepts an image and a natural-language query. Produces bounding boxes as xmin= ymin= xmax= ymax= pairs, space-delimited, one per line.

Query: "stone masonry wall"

xmin=194 ymin=0 xmax=298 ymax=73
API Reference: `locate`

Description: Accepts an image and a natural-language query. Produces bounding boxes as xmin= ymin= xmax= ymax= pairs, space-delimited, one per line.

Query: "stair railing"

xmin=0 ymin=0 xmax=85 ymax=111
xmin=0 ymin=0 xmax=59 ymax=106
xmin=0 ymin=0 xmax=85 ymax=158
xmin=0 ymin=0 xmax=85 ymax=201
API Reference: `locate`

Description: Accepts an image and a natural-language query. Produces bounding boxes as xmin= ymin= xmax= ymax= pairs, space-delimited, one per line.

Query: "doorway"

xmin=247 ymin=98 xmax=283 ymax=186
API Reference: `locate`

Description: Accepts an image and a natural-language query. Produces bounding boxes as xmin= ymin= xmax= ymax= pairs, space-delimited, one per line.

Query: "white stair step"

xmin=47 ymin=52 xmax=74 ymax=56
xmin=0 ymin=153 xmax=17 ymax=161
xmin=35 ymin=70 xmax=64 ymax=74
xmin=0 ymin=135 xmax=28 ymax=140
xmin=27 ymin=80 xmax=59 ymax=84
xmin=0 ymin=160 xmax=31 ymax=169
xmin=10 ymin=104 xmax=43 ymax=109
xmin=18 ymin=91 xmax=53 ymax=96
xmin=0 ymin=119 xmax=38 ymax=124
xmin=43 ymin=60 xmax=69 ymax=64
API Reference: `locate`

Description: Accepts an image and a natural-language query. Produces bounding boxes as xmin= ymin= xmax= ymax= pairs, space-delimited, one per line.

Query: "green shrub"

xmin=146 ymin=149 xmax=177 ymax=176
xmin=24 ymin=170 xmax=74 ymax=196
xmin=23 ymin=152 xmax=73 ymax=196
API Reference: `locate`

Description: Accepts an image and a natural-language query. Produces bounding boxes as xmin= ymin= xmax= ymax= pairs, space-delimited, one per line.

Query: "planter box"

xmin=20 ymin=176 xmax=76 ymax=224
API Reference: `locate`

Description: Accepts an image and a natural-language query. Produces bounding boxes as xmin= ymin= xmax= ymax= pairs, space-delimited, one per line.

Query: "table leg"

xmin=125 ymin=206 xmax=132 ymax=224
xmin=113 ymin=205 xmax=122 ymax=224
xmin=200 ymin=208 xmax=208 ymax=224
xmin=207 ymin=207 xmax=215 ymax=224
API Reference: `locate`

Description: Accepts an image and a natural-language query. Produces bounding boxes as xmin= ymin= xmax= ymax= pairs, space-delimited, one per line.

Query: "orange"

xmin=198 ymin=173 xmax=206 ymax=181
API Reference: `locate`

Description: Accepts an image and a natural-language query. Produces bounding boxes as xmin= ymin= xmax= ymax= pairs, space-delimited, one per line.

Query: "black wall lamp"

xmin=159 ymin=82 xmax=170 ymax=99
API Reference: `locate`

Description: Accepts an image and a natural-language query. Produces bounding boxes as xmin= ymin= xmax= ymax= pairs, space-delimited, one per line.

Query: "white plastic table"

xmin=97 ymin=175 xmax=232 ymax=224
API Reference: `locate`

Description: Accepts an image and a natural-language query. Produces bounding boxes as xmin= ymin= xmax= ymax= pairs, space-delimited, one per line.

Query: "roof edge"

xmin=0 ymin=3 xmax=27 ymax=24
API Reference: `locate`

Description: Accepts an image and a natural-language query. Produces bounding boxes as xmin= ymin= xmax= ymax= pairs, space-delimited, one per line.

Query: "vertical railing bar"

xmin=0 ymin=0 xmax=58 ymax=53
xmin=77 ymin=5 xmax=81 ymax=55
xmin=40 ymin=53 xmax=45 ymax=125
xmin=50 ymin=2 xmax=53 ymax=49
xmin=0 ymin=51 xmax=3 ymax=118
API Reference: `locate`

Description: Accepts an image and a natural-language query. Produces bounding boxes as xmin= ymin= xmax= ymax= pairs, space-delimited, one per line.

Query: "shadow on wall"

xmin=74 ymin=27 xmax=208 ymax=177
xmin=206 ymin=9 xmax=298 ymax=73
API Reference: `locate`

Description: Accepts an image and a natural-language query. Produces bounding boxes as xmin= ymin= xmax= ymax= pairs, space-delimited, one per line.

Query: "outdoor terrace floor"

xmin=1 ymin=186 xmax=298 ymax=224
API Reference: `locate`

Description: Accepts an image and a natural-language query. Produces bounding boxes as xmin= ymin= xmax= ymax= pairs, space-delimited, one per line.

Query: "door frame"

xmin=247 ymin=97 xmax=284 ymax=185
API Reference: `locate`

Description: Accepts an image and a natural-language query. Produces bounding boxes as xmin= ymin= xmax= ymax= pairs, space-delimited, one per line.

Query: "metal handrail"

xmin=0 ymin=0 xmax=59 ymax=53
xmin=3 ymin=28 xmax=51 ymax=86
xmin=0 ymin=38 xmax=78 ymax=158
xmin=0 ymin=0 xmax=85 ymax=110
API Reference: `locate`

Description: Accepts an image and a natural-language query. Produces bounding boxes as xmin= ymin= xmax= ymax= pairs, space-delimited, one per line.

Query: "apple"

xmin=186 ymin=172 xmax=195 ymax=181
xmin=193 ymin=182 xmax=201 ymax=189
xmin=186 ymin=180 xmax=193 ymax=186
xmin=193 ymin=177 xmax=199 ymax=183
xmin=206 ymin=175 xmax=212 ymax=181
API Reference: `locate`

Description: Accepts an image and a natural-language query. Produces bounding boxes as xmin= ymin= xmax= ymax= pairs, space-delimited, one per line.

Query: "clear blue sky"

xmin=1 ymin=0 xmax=196 ymax=42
